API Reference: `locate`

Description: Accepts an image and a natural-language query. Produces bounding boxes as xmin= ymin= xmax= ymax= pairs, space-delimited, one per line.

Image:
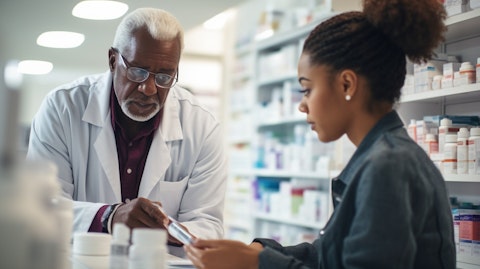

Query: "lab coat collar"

xmin=82 ymin=71 xmax=184 ymax=144
xmin=159 ymin=86 xmax=183 ymax=142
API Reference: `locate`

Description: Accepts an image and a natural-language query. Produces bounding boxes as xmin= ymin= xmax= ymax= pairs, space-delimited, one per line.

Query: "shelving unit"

xmin=398 ymin=9 xmax=480 ymax=269
xmin=225 ymin=5 xmax=480 ymax=268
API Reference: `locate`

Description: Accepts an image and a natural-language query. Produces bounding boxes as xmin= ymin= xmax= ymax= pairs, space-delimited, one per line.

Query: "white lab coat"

xmin=27 ymin=71 xmax=227 ymax=246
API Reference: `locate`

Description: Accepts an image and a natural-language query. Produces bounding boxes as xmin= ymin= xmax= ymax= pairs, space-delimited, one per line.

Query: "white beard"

xmin=120 ymin=100 xmax=160 ymax=122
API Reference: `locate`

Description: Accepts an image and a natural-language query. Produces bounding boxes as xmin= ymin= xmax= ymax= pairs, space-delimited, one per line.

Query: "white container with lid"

xmin=129 ymin=228 xmax=167 ymax=269
xmin=110 ymin=223 xmax=130 ymax=269
xmin=73 ymin=232 xmax=111 ymax=269
xmin=457 ymin=128 xmax=470 ymax=174
xmin=459 ymin=62 xmax=476 ymax=85
xmin=468 ymin=127 xmax=480 ymax=175
xmin=443 ymin=134 xmax=458 ymax=174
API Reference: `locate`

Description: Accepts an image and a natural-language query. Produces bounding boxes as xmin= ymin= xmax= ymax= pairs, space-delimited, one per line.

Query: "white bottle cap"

xmin=112 ymin=223 xmax=130 ymax=245
xmin=440 ymin=118 xmax=452 ymax=127
xmin=460 ymin=62 xmax=473 ymax=71
xmin=470 ymin=127 xmax=480 ymax=136
xmin=73 ymin=232 xmax=111 ymax=256
xmin=457 ymin=128 xmax=470 ymax=138
xmin=131 ymin=228 xmax=166 ymax=246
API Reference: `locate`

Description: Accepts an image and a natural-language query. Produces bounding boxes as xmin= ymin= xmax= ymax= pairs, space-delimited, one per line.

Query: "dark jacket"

xmin=254 ymin=110 xmax=456 ymax=269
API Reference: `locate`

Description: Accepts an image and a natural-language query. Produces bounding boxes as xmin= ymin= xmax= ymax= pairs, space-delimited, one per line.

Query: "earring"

xmin=345 ymin=95 xmax=351 ymax=101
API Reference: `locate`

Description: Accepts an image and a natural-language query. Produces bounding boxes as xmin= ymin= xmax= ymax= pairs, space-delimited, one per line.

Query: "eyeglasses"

xmin=113 ymin=48 xmax=178 ymax=88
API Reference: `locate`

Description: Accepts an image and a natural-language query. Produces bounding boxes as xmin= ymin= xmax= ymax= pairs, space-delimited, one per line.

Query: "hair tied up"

xmin=363 ymin=0 xmax=447 ymax=63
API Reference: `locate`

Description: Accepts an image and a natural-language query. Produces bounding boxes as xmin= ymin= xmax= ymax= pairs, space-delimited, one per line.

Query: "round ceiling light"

xmin=37 ymin=31 xmax=85 ymax=48
xmin=72 ymin=0 xmax=129 ymax=20
xmin=17 ymin=60 xmax=53 ymax=75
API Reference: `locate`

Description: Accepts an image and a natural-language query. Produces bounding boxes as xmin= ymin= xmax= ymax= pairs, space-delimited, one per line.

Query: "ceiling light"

xmin=37 ymin=31 xmax=85 ymax=48
xmin=72 ymin=0 xmax=129 ymax=20
xmin=17 ymin=60 xmax=53 ymax=75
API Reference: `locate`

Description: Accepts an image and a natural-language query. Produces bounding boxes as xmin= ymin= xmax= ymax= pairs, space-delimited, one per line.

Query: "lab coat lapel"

xmin=84 ymin=72 xmax=121 ymax=201
xmin=138 ymin=88 xmax=183 ymax=197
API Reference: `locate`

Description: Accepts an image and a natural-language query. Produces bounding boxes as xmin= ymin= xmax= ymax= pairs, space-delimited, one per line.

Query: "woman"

xmin=185 ymin=0 xmax=456 ymax=268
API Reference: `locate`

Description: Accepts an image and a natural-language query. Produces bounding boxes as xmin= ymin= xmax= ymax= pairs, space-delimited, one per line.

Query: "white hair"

xmin=112 ymin=8 xmax=184 ymax=52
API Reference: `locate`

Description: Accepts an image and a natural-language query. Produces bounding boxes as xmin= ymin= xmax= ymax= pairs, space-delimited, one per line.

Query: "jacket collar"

xmin=336 ymin=110 xmax=404 ymax=185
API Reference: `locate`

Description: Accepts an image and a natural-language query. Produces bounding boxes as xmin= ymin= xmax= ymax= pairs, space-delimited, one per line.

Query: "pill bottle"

xmin=468 ymin=127 xmax=480 ymax=175
xmin=439 ymin=118 xmax=460 ymax=153
xmin=476 ymin=57 xmax=480 ymax=83
xmin=457 ymin=128 xmax=470 ymax=174
xmin=425 ymin=133 xmax=439 ymax=157
xmin=459 ymin=62 xmax=476 ymax=84
xmin=129 ymin=228 xmax=167 ymax=269
xmin=407 ymin=119 xmax=417 ymax=142
xmin=443 ymin=134 xmax=458 ymax=174
xmin=109 ymin=223 xmax=130 ymax=269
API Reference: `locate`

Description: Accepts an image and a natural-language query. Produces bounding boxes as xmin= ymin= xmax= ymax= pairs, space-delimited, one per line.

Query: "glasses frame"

xmin=112 ymin=48 xmax=178 ymax=89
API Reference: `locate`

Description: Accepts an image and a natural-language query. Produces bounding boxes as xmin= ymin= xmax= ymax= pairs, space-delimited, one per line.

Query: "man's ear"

xmin=108 ymin=48 xmax=116 ymax=72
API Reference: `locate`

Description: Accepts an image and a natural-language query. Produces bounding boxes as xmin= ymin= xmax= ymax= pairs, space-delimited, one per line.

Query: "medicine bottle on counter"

xmin=443 ymin=134 xmax=458 ymax=174
xmin=457 ymin=128 xmax=470 ymax=174
xmin=129 ymin=228 xmax=167 ymax=269
xmin=109 ymin=223 xmax=130 ymax=269
xmin=459 ymin=62 xmax=476 ymax=85
xmin=468 ymin=127 xmax=480 ymax=175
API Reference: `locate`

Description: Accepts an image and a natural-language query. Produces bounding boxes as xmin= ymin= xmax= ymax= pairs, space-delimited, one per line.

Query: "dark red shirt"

xmin=88 ymin=87 xmax=161 ymax=232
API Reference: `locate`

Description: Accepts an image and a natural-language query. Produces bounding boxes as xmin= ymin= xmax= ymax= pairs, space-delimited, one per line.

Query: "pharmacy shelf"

xmin=443 ymin=174 xmax=480 ymax=183
xmin=257 ymin=115 xmax=306 ymax=127
xmin=258 ymin=72 xmax=298 ymax=87
xmin=445 ymin=9 xmax=480 ymax=41
xmin=253 ymin=212 xmax=325 ymax=230
xmin=254 ymin=169 xmax=330 ymax=179
xmin=400 ymin=83 xmax=480 ymax=104
xmin=457 ymin=261 xmax=480 ymax=269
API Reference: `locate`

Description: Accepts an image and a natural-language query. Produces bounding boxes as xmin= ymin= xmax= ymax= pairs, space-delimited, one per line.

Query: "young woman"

xmin=185 ymin=0 xmax=456 ymax=268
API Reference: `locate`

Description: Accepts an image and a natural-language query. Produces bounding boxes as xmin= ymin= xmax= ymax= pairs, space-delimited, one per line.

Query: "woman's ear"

xmin=339 ymin=69 xmax=358 ymax=101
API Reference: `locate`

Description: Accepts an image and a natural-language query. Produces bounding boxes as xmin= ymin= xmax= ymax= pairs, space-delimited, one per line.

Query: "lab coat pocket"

xmin=157 ymin=176 xmax=189 ymax=217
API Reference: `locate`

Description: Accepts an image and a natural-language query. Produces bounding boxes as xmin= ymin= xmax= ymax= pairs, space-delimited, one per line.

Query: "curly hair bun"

xmin=363 ymin=0 xmax=447 ymax=63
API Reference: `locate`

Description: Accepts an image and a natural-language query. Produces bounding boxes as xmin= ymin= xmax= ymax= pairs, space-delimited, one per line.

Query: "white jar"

xmin=425 ymin=133 xmax=439 ymax=157
xmin=459 ymin=62 xmax=476 ymax=85
xmin=457 ymin=128 xmax=470 ymax=174
xmin=129 ymin=228 xmax=167 ymax=269
xmin=443 ymin=134 xmax=458 ymax=174
xmin=468 ymin=127 xmax=480 ymax=175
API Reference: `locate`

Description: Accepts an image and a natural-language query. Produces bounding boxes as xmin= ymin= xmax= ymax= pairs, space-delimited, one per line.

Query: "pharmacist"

xmin=26 ymin=7 xmax=227 ymax=252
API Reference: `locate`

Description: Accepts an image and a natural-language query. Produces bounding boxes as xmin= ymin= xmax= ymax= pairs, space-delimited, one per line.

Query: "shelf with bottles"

xmin=400 ymin=83 xmax=480 ymax=104
xmin=252 ymin=176 xmax=331 ymax=240
xmin=253 ymin=212 xmax=325 ymax=230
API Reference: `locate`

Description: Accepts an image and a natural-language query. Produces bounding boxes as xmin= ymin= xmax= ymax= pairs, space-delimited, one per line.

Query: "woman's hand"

xmin=185 ymin=239 xmax=263 ymax=269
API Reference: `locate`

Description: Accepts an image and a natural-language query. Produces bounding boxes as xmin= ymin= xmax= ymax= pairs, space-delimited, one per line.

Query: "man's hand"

xmin=112 ymin=197 xmax=167 ymax=230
